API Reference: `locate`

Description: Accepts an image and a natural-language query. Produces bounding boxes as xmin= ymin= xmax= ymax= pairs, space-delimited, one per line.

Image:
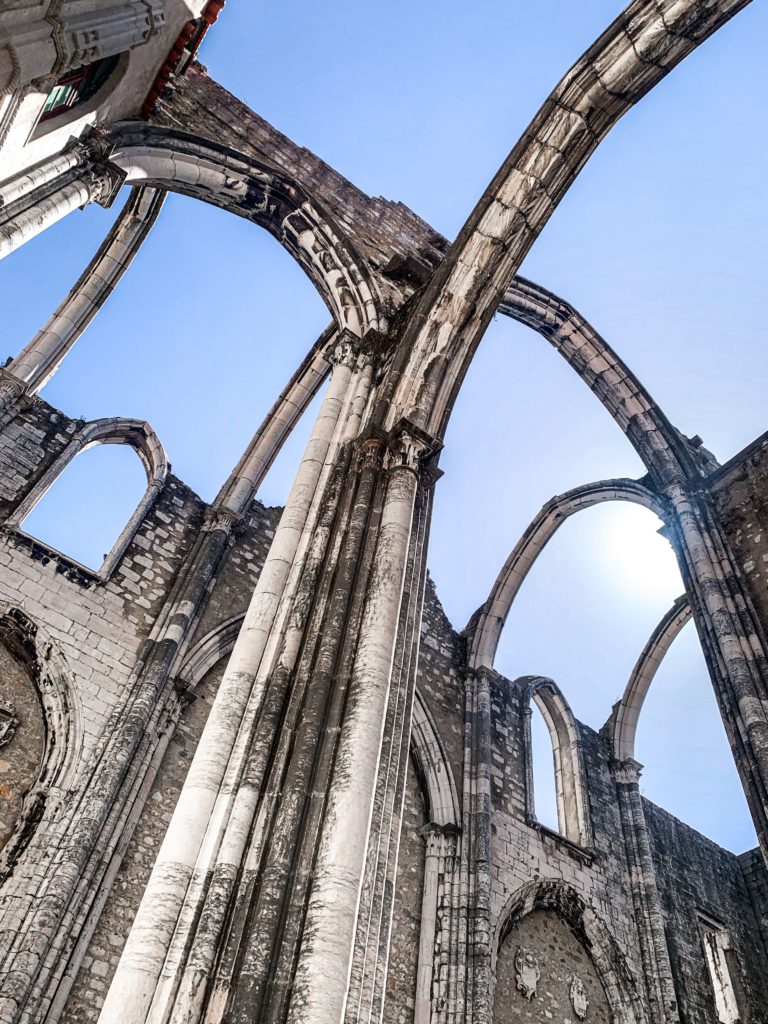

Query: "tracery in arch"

xmin=493 ymin=879 xmax=645 ymax=1024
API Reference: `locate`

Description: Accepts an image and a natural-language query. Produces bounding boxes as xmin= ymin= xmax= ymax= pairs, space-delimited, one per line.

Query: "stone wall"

xmin=0 ymin=640 xmax=43 ymax=854
xmin=644 ymin=799 xmax=768 ymax=1023
xmin=383 ymin=758 xmax=426 ymax=1024
xmin=710 ymin=431 xmax=768 ymax=632
xmin=2 ymin=398 xmax=768 ymax=1024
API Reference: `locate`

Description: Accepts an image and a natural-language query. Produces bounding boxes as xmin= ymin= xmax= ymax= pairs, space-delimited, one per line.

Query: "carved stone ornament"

xmin=570 ymin=974 xmax=588 ymax=1020
xmin=0 ymin=697 xmax=19 ymax=748
xmin=514 ymin=946 xmax=540 ymax=1001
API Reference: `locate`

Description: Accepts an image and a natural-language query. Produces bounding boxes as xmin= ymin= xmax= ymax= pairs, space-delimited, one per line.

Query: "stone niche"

xmin=494 ymin=909 xmax=611 ymax=1023
xmin=0 ymin=637 xmax=45 ymax=853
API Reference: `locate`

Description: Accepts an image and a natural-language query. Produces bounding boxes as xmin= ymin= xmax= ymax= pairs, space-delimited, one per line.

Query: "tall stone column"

xmin=0 ymin=132 xmax=126 ymax=262
xmin=666 ymin=482 xmax=768 ymax=859
xmin=97 ymin=337 xmax=360 ymax=1024
xmin=415 ymin=823 xmax=450 ymax=1024
xmin=288 ymin=421 xmax=435 ymax=1024
xmin=612 ymin=758 xmax=679 ymax=1024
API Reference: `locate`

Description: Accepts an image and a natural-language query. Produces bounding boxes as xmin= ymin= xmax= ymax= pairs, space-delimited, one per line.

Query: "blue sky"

xmin=2 ymin=1 xmax=766 ymax=851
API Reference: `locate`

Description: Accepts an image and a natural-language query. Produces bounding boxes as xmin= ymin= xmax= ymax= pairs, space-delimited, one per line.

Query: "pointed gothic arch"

xmin=109 ymin=124 xmax=383 ymax=338
xmin=611 ymin=594 xmax=693 ymax=764
xmin=0 ymin=605 xmax=82 ymax=880
xmin=7 ymin=416 xmax=168 ymax=578
xmin=518 ymin=676 xmax=593 ymax=847
xmin=468 ymin=478 xmax=668 ymax=672
xmin=494 ymin=878 xmax=647 ymax=1024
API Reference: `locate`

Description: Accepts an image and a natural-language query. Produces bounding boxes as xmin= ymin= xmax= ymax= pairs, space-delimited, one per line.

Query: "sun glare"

xmin=600 ymin=504 xmax=682 ymax=600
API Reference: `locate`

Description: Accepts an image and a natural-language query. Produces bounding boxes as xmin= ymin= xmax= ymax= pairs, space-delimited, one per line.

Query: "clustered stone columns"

xmin=663 ymin=481 xmax=768 ymax=859
xmin=96 ymin=334 xmax=369 ymax=1024
xmin=0 ymin=132 xmax=127 ymax=263
xmin=611 ymin=758 xmax=679 ymax=1024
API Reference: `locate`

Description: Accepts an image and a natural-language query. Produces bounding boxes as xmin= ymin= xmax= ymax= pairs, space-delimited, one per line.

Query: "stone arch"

xmin=0 ymin=605 xmax=81 ymax=880
xmin=8 ymin=185 xmax=166 ymax=395
xmin=499 ymin=277 xmax=707 ymax=487
xmin=381 ymin=2 xmax=743 ymax=440
xmin=468 ymin=478 xmax=668 ymax=671
xmin=109 ymin=124 xmax=383 ymax=338
xmin=8 ymin=416 xmax=168 ymax=579
xmin=519 ymin=675 xmax=592 ymax=847
xmin=612 ymin=595 xmax=692 ymax=763
xmin=494 ymin=878 xmax=647 ymax=1024
xmin=175 ymin=613 xmax=246 ymax=693
xmin=410 ymin=688 xmax=461 ymax=829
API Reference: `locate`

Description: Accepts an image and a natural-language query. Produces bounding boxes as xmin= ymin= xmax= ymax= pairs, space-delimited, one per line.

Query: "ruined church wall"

xmin=643 ymin=798 xmax=768 ymax=1022
xmin=487 ymin=673 xmax=648 ymax=1005
xmin=0 ymin=399 xmax=204 ymax=768
xmin=709 ymin=431 xmax=768 ymax=634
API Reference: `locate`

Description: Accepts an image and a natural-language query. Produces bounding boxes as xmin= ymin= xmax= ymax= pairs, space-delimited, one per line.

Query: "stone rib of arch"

xmin=109 ymin=124 xmax=383 ymax=338
xmin=469 ymin=478 xmax=667 ymax=671
xmin=9 ymin=186 xmax=166 ymax=394
xmin=385 ymin=0 xmax=753 ymax=439
xmin=500 ymin=277 xmax=701 ymax=486
xmin=612 ymin=594 xmax=692 ymax=764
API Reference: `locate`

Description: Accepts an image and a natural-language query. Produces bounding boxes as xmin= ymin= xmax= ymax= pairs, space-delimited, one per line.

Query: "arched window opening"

xmin=496 ymin=502 xmax=682 ymax=731
xmin=529 ymin=699 xmax=559 ymax=833
xmin=19 ymin=443 xmax=148 ymax=572
xmin=636 ymin=620 xmax=756 ymax=853
xmin=39 ymin=55 xmax=121 ymax=124
xmin=698 ymin=913 xmax=747 ymax=1024
xmin=523 ymin=679 xmax=592 ymax=847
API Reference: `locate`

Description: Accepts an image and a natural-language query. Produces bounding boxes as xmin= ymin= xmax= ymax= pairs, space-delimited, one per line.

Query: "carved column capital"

xmin=354 ymin=429 xmax=388 ymax=474
xmin=328 ymin=330 xmax=361 ymax=369
xmin=202 ymin=506 xmax=243 ymax=536
xmin=0 ymin=368 xmax=26 ymax=407
xmin=70 ymin=127 xmax=128 ymax=208
xmin=386 ymin=417 xmax=440 ymax=479
xmin=610 ymin=757 xmax=644 ymax=785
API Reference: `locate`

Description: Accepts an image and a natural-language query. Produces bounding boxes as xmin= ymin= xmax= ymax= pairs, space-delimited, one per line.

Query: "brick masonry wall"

xmin=643 ymin=798 xmax=768 ymax=1023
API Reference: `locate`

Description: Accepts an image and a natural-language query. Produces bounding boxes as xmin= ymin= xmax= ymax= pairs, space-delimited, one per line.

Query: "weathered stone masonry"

xmin=1 ymin=2 xmax=768 ymax=1023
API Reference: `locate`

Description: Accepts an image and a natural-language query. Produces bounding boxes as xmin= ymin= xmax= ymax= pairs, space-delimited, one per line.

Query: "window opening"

xmin=529 ymin=700 xmax=559 ymax=833
xmin=19 ymin=443 xmax=147 ymax=571
xmin=39 ymin=55 xmax=120 ymax=123
xmin=698 ymin=913 xmax=743 ymax=1023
